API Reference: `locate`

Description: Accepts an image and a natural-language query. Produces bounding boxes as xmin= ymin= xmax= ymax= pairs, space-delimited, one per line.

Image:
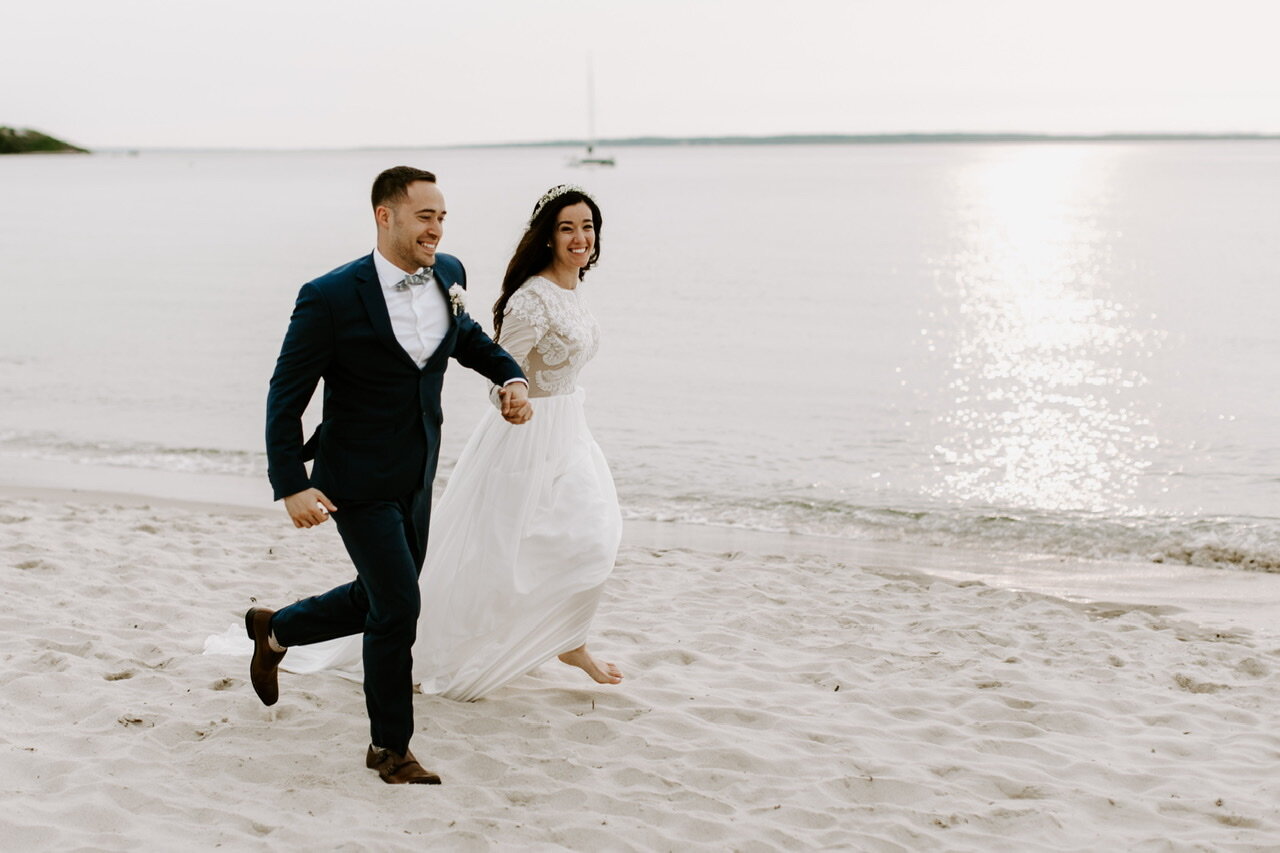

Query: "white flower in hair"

xmin=447 ymin=284 xmax=466 ymax=316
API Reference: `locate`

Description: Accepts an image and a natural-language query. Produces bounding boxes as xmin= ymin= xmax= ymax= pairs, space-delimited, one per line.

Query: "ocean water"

xmin=1 ymin=143 xmax=1278 ymax=572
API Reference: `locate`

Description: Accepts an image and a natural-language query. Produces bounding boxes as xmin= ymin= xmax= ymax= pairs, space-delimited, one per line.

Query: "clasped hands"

xmin=498 ymin=381 xmax=533 ymax=425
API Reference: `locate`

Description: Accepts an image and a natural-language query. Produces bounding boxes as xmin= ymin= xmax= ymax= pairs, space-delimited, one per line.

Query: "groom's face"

xmin=379 ymin=180 xmax=446 ymax=272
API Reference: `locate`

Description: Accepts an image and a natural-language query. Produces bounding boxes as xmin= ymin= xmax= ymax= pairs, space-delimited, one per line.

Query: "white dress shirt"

xmin=373 ymin=249 xmax=450 ymax=367
xmin=371 ymin=249 xmax=526 ymax=388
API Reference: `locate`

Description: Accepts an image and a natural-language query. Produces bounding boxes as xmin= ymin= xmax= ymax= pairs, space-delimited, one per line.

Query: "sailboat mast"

xmin=586 ymin=55 xmax=596 ymax=154
xmin=570 ymin=54 xmax=614 ymax=166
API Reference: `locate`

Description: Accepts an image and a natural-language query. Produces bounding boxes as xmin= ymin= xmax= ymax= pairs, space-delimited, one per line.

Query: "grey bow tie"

xmin=394 ymin=269 xmax=433 ymax=291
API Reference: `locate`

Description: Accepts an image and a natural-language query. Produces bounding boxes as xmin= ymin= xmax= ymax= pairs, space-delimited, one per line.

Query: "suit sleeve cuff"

xmin=269 ymin=467 xmax=311 ymax=501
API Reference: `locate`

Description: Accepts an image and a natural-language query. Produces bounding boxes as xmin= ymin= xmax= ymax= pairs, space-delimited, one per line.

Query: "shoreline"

xmin=4 ymin=456 xmax=1279 ymax=640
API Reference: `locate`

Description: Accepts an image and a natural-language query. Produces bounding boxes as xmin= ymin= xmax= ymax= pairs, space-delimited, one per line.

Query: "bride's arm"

xmin=496 ymin=287 xmax=547 ymax=366
xmin=487 ymin=288 xmax=548 ymax=407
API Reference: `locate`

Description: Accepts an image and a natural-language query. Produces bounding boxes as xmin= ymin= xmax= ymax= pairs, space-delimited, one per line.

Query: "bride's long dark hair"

xmin=492 ymin=186 xmax=602 ymax=340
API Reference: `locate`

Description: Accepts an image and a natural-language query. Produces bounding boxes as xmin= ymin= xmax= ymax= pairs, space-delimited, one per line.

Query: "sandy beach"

xmin=3 ymin=486 xmax=1278 ymax=851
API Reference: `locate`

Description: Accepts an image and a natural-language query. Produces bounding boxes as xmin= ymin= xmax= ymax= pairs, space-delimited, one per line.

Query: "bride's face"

xmin=548 ymin=201 xmax=595 ymax=270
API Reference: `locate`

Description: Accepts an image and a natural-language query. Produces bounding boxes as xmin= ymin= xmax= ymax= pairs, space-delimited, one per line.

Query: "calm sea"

xmin=1 ymin=143 xmax=1278 ymax=572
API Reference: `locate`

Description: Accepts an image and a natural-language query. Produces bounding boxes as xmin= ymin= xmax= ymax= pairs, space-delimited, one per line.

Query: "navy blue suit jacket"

xmin=265 ymin=252 xmax=524 ymax=502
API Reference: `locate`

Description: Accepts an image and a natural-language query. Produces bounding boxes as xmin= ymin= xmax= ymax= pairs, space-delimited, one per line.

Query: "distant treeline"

xmin=470 ymin=132 xmax=1280 ymax=149
xmin=0 ymin=127 xmax=89 ymax=154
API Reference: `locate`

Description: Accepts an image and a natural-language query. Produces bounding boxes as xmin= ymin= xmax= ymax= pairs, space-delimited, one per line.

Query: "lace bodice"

xmin=499 ymin=276 xmax=600 ymax=397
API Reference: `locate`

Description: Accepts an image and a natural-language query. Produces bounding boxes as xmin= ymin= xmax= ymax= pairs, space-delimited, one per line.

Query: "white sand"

xmin=3 ymin=488 xmax=1279 ymax=851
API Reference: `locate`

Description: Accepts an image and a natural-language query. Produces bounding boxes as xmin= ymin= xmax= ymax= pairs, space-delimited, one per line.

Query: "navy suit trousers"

xmin=270 ymin=488 xmax=431 ymax=754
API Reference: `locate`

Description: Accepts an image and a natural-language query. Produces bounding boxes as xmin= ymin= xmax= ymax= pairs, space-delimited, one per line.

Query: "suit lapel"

xmin=423 ymin=261 xmax=460 ymax=368
xmin=433 ymin=270 xmax=456 ymax=326
xmin=354 ymin=254 xmax=420 ymax=370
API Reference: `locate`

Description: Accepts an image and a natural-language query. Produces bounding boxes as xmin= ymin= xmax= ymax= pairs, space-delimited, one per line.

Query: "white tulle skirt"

xmin=205 ymin=388 xmax=621 ymax=702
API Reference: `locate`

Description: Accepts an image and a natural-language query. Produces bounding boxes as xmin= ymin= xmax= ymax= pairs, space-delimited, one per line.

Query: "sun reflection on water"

xmin=927 ymin=147 xmax=1161 ymax=513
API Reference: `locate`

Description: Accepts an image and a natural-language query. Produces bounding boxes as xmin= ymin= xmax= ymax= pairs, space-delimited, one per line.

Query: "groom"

xmin=246 ymin=166 xmax=530 ymax=785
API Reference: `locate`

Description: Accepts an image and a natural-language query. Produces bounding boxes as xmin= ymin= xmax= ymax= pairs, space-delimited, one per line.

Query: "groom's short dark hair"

xmin=372 ymin=166 xmax=437 ymax=209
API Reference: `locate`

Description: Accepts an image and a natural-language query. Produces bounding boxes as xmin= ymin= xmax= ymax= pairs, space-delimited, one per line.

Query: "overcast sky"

xmin=4 ymin=0 xmax=1278 ymax=149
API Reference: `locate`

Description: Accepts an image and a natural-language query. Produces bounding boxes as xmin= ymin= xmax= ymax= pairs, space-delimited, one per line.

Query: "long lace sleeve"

xmin=492 ymin=277 xmax=599 ymax=399
xmin=498 ymin=287 xmax=550 ymax=369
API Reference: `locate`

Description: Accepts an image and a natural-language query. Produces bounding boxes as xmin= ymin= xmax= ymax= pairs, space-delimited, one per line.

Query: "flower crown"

xmin=530 ymin=184 xmax=592 ymax=224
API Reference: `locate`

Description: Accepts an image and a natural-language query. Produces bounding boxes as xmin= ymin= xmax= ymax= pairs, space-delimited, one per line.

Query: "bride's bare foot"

xmin=558 ymin=645 xmax=623 ymax=684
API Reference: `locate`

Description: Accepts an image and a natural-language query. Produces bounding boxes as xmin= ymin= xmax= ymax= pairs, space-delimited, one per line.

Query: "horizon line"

xmin=82 ymin=131 xmax=1280 ymax=154
xmin=460 ymin=131 xmax=1280 ymax=148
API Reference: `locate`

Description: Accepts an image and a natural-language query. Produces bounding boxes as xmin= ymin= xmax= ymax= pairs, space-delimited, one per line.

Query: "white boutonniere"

xmin=447 ymin=284 xmax=466 ymax=316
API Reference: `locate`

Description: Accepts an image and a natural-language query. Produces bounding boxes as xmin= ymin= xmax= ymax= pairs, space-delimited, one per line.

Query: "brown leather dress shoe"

xmin=366 ymin=745 xmax=442 ymax=785
xmin=244 ymin=607 xmax=286 ymax=706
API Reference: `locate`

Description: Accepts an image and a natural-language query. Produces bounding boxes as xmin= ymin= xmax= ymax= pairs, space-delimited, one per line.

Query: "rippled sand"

xmin=3 ymin=492 xmax=1279 ymax=851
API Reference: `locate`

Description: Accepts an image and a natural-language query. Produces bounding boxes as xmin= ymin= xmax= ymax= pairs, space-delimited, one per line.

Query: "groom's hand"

xmin=283 ymin=488 xmax=337 ymax=529
xmin=499 ymin=382 xmax=533 ymax=425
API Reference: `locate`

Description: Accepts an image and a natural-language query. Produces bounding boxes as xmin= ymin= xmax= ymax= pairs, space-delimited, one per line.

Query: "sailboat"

xmin=570 ymin=56 xmax=615 ymax=167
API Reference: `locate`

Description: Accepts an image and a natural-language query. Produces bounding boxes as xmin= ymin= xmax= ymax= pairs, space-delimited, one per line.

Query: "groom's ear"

xmin=374 ymin=205 xmax=391 ymax=229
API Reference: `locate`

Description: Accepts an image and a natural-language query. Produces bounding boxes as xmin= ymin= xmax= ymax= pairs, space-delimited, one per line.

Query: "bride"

xmin=274 ymin=184 xmax=622 ymax=701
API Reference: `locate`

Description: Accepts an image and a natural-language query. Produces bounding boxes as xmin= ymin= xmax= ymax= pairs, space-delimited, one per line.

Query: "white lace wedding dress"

xmin=207 ymin=276 xmax=621 ymax=701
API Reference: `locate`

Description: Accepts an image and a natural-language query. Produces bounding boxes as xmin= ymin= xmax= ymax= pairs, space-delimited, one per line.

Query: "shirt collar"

xmin=373 ymin=248 xmax=431 ymax=292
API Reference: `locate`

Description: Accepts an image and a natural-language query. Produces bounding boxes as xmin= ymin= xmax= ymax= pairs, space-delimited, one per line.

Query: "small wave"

xmin=0 ymin=432 xmax=266 ymax=478
xmin=1151 ymin=543 xmax=1280 ymax=572
xmin=621 ymin=493 xmax=1280 ymax=574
